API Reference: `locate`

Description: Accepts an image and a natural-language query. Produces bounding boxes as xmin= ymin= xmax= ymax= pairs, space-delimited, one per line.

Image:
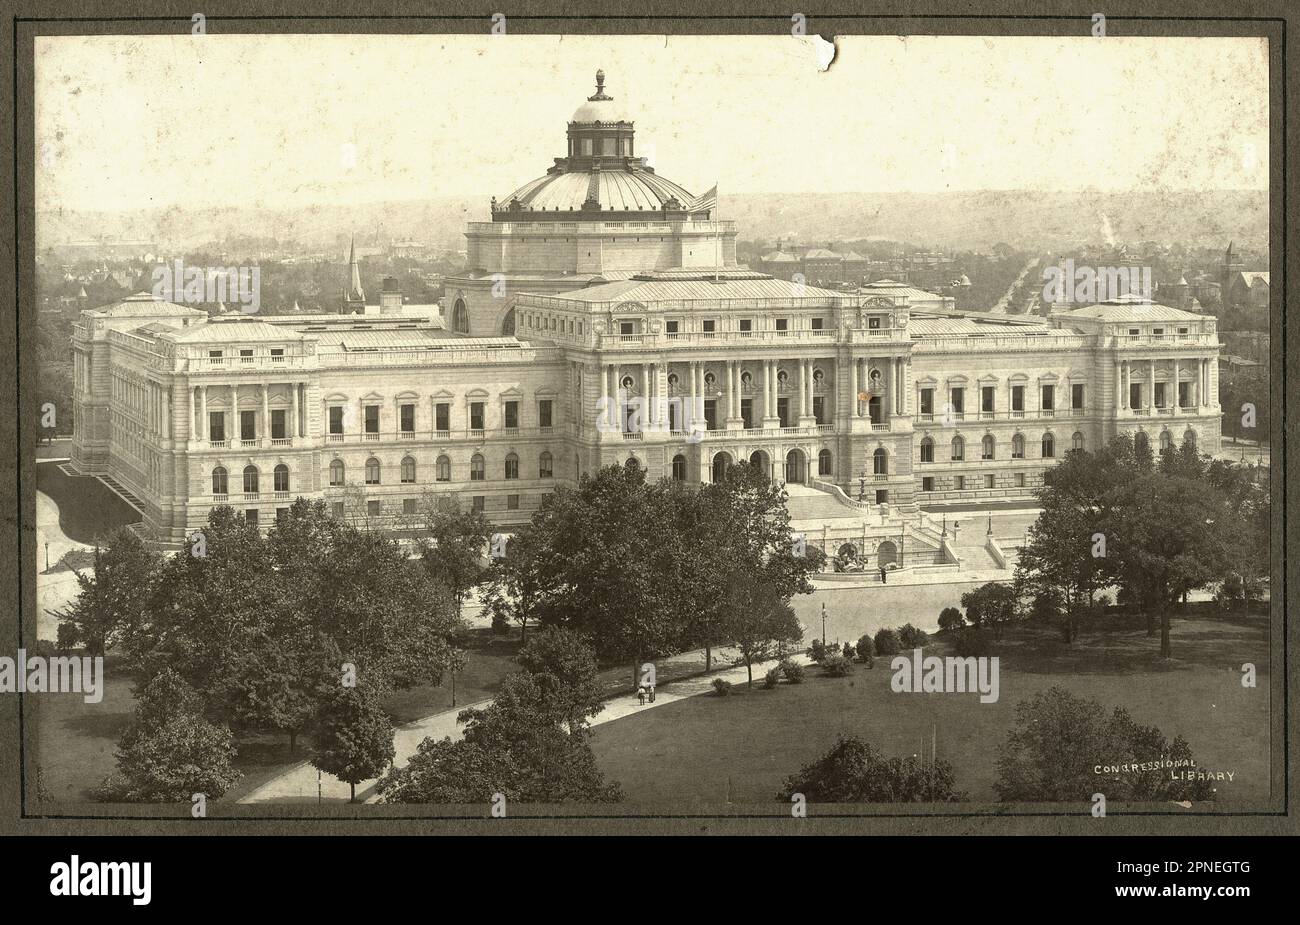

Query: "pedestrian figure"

xmin=637 ymin=686 xmax=647 ymax=706
xmin=880 ymin=566 xmax=888 ymax=584
xmin=649 ymin=685 xmax=656 ymax=703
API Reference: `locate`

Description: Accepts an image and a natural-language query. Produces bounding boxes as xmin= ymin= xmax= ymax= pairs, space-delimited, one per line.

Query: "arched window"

xmin=273 ymin=464 xmax=289 ymax=492
xmin=212 ymin=466 xmax=228 ymax=495
xmin=365 ymin=457 xmax=381 ymax=485
xmin=538 ymin=451 xmax=553 ymax=479
xmin=1072 ymin=431 xmax=1085 ymax=451
xmin=470 ymin=454 xmax=485 ymax=481
xmin=1041 ymin=433 xmax=1055 ymax=458
xmin=243 ymin=465 xmax=259 ymax=494
xmin=452 ymin=298 xmax=469 ymax=334
xmin=400 ymin=455 xmax=416 ymax=484
xmin=819 ymin=448 xmax=833 ymax=476
xmin=1183 ymin=428 xmax=1197 ymax=448
xmin=436 ymin=455 xmax=451 ymax=482
xmin=951 ymin=435 xmax=965 ymax=461
xmin=1011 ymin=434 xmax=1025 ymax=459
xmin=504 ymin=453 xmax=519 ymax=480
xmin=920 ymin=436 xmax=934 ymax=463
xmin=981 ymin=434 xmax=995 ymax=460
xmin=671 ymin=453 xmax=686 ymax=481
xmin=500 ymin=307 xmax=516 ymax=336
xmin=329 ymin=459 xmax=344 ymax=487
xmin=1159 ymin=430 xmax=1173 ymax=452
xmin=872 ymin=447 xmax=887 ymax=475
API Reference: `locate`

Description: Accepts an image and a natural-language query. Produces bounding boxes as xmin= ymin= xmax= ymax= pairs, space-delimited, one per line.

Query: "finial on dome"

xmin=588 ymin=69 xmax=612 ymax=101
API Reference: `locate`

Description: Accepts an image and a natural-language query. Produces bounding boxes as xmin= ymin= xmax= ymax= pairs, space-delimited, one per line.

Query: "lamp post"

xmin=858 ymin=468 xmax=867 ymax=501
xmin=821 ymin=602 xmax=827 ymax=645
xmin=44 ymin=541 xmax=49 ymax=571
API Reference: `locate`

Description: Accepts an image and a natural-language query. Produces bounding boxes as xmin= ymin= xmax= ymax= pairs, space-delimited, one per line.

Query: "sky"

xmin=35 ymin=32 xmax=1269 ymax=213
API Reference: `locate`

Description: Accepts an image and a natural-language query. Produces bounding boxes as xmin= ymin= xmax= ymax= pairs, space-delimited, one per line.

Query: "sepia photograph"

xmin=2 ymin=2 xmax=1296 ymax=901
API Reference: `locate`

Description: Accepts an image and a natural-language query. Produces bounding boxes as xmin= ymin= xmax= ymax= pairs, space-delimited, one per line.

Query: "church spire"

xmin=343 ymin=235 xmax=365 ymax=312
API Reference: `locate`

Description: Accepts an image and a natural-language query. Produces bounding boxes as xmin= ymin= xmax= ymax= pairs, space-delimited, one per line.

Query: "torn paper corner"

xmin=793 ymin=34 xmax=837 ymax=72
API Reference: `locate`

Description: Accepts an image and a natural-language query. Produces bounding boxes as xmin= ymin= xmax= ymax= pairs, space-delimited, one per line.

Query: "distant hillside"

xmin=37 ymin=189 xmax=1267 ymax=256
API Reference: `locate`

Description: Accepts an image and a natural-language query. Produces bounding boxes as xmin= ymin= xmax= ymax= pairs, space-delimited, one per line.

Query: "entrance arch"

xmin=876 ymin=540 xmax=899 ymax=567
xmin=711 ymin=451 xmax=734 ymax=483
xmin=749 ymin=449 xmax=771 ymax=479
xmin=784 ymin=448 xmax=807 ymax=484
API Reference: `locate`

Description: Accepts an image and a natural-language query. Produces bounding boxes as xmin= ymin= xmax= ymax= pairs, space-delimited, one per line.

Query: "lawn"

xmin=590 ymin=612 xmax=1272 ymax=807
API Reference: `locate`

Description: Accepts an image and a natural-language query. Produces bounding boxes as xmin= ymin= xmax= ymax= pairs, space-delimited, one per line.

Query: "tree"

xmin=995 ymin=687 xmax=1215 ymax=802
xmin=958 ymin=583 xmax=1019 ymax=638
xmin=377 ymin=672 xmax=621 ymax=804
xmin=778 ymin=736 xmax=965 ymax=803
xmin=726 ymin=578 xmax=803 ymax=687
xmin=52 ymin=527 xmax=160 ymax=656
xmin=417 ymin=494 xmax=491 ymax=619
xmin=515 ymin=627 xmax=604 ymax=734
xmin=937 ymin=607 xmax=965 ymax=633
xmin=311 ymin=683 xmax=396 ymax=803
xmin=96 ymin=669 xmax=240 ymax=803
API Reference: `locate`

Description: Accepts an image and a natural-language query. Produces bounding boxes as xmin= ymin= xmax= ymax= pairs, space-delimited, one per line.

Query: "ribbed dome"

xmin=501 ymin=168 xmax=695 ymax=213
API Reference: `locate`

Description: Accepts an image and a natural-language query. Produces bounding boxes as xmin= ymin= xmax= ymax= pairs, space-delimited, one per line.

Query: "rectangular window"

xmin=702 ymin=319 xmax=715 ymax=333
xmin=504 ymin=401 xmax=519 ymax=430
xmin=922 ymin=477 xmax=935 ymax=492
xmin=777 ymin=397 xmax=790 ymax=428
xmin=955 ymin=475 xmax=965 ymax=491
xmin=666 ymin=320 xmax=679 ymax=334
xmin=739 ymin=319 xmax=752 ymax=333
xmin=810 ymin=317 xmax=824 ymax=330
xmin=812 ymin=395 xmax=825 ymax=424
xmin=209 ymin=411 xmax=225 ymax=442
xmin=981 ymin=386 xmax=994 ymax=413
xmin=470 ymin=402 xmax=485 ymax=431
xmin=1154 ymin=382 xmax=1167 ymax=408
xmin=364 ymin=405 xmax=379 ymax=434
xmin=1130 ymin=382 xmax=1142 ymax=409
xmin=271 ymin=409 xmax=287 ymax=439
xmin=270 ymin=348 xmax=284 ymax=359
xmin=507 ymin=494 xmax=520 ymax=511
xmin=950 ymin=387 xmax=965 ymax=414
xmin=984 ymin=474 xmax=995 ymax=489
xmin=919 ymin=388 xmax=934 ymax=416
xmin=367 ymin=500 xmax=382 ymax=517
xmin=239 ymin=410 xmax=256 ymax=441
xmin=209 ymin=350 xmax=223 ymax=360
xmin=1178 ymin=381 xmax=1191 ymax=407
xmin=330 ymin=502 xmax=344 ymax=519
xmin=329 ymin=406 xmax=344 ymax=434
xmin=400 ymin=403 xmax=415 ymax=433
xmin=874 ymin=489 xmax=888 ymax=504
xmin=1041 ymin=384 xmax=1055 ymax=411
xmin=1129 ymin=328 xmax=1140 ymax=336
xmin=1014 ymin=473 xmax=1026 ymax=488
xmin=538 ymin=400 xmax=553 ymax=428
xmin=245 ymin=509 xmax=259 ymax=526
xmin=620 ymin=321 xmax=634 ymax=336
xmin=704 ymin=399 xmax=717 ymax=431
xmin=403 ymin=498 xmax=417 ymax=515
xmin=435 ymin=403 xmax=450 ymax=432
xmin=1011 ymin=385 xmax=1025 ymax=412
xmin=471 ymin=496 xmax=485 ymax=513
xmin=1071 ymin=383 xmax=1085 ymax=409
xmin=868 ymin=317 xmax=881 ymax=330
xmin=276 ymin=507 xmax=289 ymax=523
xmin=741 ymin=398 xmax=754 ymax=429
xmin=775 ymin=318 xmax=788 ymax=331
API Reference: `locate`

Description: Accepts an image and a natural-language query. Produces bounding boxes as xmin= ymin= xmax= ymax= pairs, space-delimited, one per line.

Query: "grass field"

xmin=590 ymin=612 xmax=1272 ymax=807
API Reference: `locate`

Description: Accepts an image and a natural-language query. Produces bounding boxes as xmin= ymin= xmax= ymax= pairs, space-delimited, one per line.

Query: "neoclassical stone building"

xmin=68 ymin=72 xmax=1222 ymax=546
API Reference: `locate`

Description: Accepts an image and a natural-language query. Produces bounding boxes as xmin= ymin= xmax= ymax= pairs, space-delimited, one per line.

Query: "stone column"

xmin=190 ymin=387 xmax=197 ymax=439
xmin=1115 ymin=360 xmax=1124 ymax=411
xmin=199 ymin=386 xmax=207 ymax=440
xmin=1147 ymin=360 xmax=1156 ymax=410
xmin=261 ymin=384 xmax=270 ymax=441
xmin=292 ymin=382 xmax=301 ymax=437
xmin=850 ymin=355 xmax=859 ymax=418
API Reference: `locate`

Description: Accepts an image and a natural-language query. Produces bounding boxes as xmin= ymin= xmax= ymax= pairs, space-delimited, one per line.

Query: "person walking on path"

xmin=637 ymin=686 xmax=647 ymax=706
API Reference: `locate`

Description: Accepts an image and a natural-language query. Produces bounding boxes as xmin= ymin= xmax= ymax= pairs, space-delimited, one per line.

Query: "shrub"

xmin=841 ymin=642 xmax=856 ymax=661
xmin=953 ymin=627 xmax=994 ymax=658
xmin=856 ymin=634 xmax=875 ymax=660
xmin=808 ymin=639 xmax=828 ymax=663
xmin=862 ymin=652 xmax=874 ymax=669
xmin=821 ymin=653 xmax=854 ymax=677
xmin=780 ymin=659 xmax=806 ymax=684
xmin=898 ymin=624 xmax=929 ymax=649
xmin=778 ymin=736 xmax=966 ymax=803
xmin=712 ymin=678 xmax=733 ymax=696
xmin=873 ymin=628 xmax=902 ymax=657
xmin=937 ymin=607 xmax=965 ymax=632
xmin=763 ymin=668 xmax=781 ymax=689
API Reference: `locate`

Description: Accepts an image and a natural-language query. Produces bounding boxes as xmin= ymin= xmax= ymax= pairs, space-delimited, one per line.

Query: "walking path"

xmin=238 ymin=650 xmax=813 ymax=805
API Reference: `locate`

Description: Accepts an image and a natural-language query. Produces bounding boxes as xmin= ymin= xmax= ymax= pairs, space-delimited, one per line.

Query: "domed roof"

xmin=501 ymin=168 xmax=696 ymax=213
xmin=570 ymin=69 xmax=630 ymax=123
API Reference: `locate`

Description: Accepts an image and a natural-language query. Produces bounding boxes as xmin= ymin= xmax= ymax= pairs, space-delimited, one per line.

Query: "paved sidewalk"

xmin=238 ymin=650 xmax=812 ymax=805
